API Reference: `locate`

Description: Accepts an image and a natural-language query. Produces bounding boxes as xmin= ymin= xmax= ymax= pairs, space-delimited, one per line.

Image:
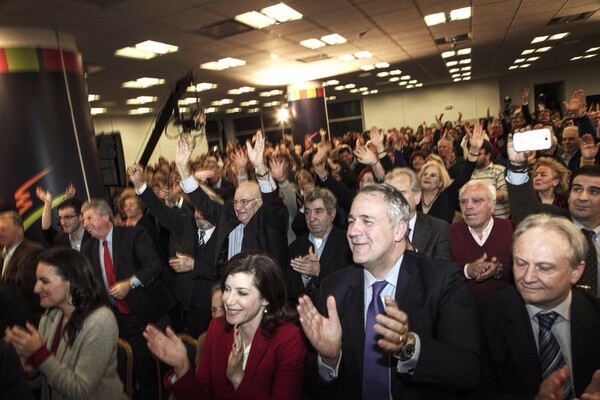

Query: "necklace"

xmin=421 ymin=191 xmax=440 ymax=208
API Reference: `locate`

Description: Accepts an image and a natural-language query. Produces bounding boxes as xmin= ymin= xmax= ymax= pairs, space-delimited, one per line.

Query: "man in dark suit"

xmin=0 ymin=211 xmax=45 ymax=324
xmin=287 ymin=187 xmax=352 ymax=302
xmin=81 ymin=199 xmax=175 ymax=400
xmin=176 ymin=132 xmax=289 ymax=272
xmin=507 ymin=134 xmax=600 ymax=298
xmin=297 ymin=183 xmax=480 ymax=399
xmin=384 ymin=168 xmax=451 ymax=260
xmin=477 ymin=214 xmax=600 ymax=399
xmin=128 ymin=163 xmax=225 ymax=337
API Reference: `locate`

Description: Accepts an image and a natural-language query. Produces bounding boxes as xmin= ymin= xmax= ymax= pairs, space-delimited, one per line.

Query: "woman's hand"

xmin=4 ymin=322 xmax=44 ymax=359
xmin=143 ymin=325 xmax=189 ymax=378
xmin=226 ymin=326 xmax=245 ymax=389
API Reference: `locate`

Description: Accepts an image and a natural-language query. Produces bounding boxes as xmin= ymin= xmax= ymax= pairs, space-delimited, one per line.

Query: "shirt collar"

xmin=526 ymin=290 xmax=572 ymax=323
xmin=363 ymin=254 xmax=403 ymax=289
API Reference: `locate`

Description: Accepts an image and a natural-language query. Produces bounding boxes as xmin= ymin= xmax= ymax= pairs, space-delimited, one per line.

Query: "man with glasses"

xmin=176 ymin=131 xmax=289 ymax=272
xmin=36 ymin=187 xmax=91 ymax=250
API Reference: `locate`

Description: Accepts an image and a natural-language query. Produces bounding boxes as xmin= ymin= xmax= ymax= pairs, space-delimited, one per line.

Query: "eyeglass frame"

xmin=233 ymin=197 xmax=260 ymax=207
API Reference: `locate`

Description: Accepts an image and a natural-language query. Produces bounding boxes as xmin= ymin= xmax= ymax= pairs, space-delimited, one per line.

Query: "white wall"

xmin=92 ymin=116 xmax=208 ymax=168
xmin=362 ymin=78 xmax=499 ymax=129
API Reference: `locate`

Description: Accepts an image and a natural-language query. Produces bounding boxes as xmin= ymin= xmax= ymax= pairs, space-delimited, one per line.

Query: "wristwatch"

xmin=394 ymin=332 xmax=416 ymax=361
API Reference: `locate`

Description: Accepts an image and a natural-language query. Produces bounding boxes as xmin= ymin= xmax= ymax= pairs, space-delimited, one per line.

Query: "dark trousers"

xmin=114 ymin=308 xmax=169 ymax=400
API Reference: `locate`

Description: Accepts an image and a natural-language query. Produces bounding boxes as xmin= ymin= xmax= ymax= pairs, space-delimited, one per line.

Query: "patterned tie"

xmin=103 ymin=241 xmax=130 ymax=314
xmin=362 ymin=280 xmax=389 ymax=400
xmin=537 ymin=312 xmax=574 ymax=400
xmin=579 ymin=229 xmax=598 ymax=296
xmin=197 ymin=229 xmax=206 ymax=247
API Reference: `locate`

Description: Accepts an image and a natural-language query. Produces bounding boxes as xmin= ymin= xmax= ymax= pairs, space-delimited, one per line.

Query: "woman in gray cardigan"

xmin=4 ymin=247 xmax=127 ymax=400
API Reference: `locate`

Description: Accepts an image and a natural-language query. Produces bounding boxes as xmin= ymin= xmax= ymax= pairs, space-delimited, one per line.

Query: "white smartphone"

xmin=513 ymin=128 xmax=552 ymax=152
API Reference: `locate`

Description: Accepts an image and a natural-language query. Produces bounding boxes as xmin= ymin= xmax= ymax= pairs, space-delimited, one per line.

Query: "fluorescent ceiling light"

xmin=225 ymin=108 xmax=242 ymax=114
xmin=521 ymin=49 xmax=535 ymax=55
xmin=188 ymin=83 xmax=217 ymax=91
xmin=115 ymin=47 xmax=156 ymax=60
xmin=442 ymin=51 xmax=456 ymax=58
xmin=300 ymin=38 xmax=326 ymax=49
xmin=361 ymin=64 xmax=375 ymax=71
xmin=463 ymin=77 xmax=470 ymax=81
xmin=450 ymin=7 xmax=471 ymax=21
xmin=400 ymin=75 xmax=411 ymax=80
xmin=449 ymin=68 xmax=459 ymax=73
xmin=122 ymin=77 xmax=165 ymax=88
xmin=446 ymin=61 xmax=458 ymax=67
xmin=247 ymin=108 xmax=260 ymax=113
xmin=462 ymin=72 xmax=471 ymax=76
xmin=136 ymin=40 xmax=178 ymax=55
xmin=531 ymin=36 xmax=548 ymax=44
xmin=126 ymin=96 xmax=157 ymax=105
xmin=390 ymin=69 xmax=402 ymax=75
xmin=376 ymin=72 xmax=389 ymax=77
xmin=389 ymin=77 xmax=400 ymax=82
xmin=526 ymin=57 xmax=540 ymax=61
xmin=457 ymin=48 xmax=471 ymax=55
xmin=325 ymin=96 xmax=336 ymax=101
xmin=201 ymin=57 xmax=246 ymax=71
xmin=375 ymin=62 xmax=390 ymax=68
xmin=570 ymin=56 xmax=582 ymax=61
xmin=549 ymin=32 xmax=569 ymax=40
xmin=452 ymin=79 xmax=461 ymax=82
xmin=240 ymin=100 xmax=259 ymax=106
xmin=205 ymin=107 xmax=217 ymax=113
xmin=514 ymin=58 xmax=525 ymax=63
xmin=461 ymin=66 xmax=471 ymax=71
xmin=408 ymin=80 xmax=417 ymax=84
xmin=179 ymin=98 xmax=198 ymax=105
xmin=587 ymin=47 xmax=600 ymax=52
xmin=416 ymin=83 xmax=423 ymax=87
xmin=452 ymin=73 xmax=460 ymax=78
xmin=228 ymin=86 xmax=255 ymax=95
xmin=354 ymin=51 xmax=373 ymax=59
xmin=259 ymin=90 xmax=283 ymax=97
xmin=509 ymin=65 xmax=518 ymax=70
xmin=370 ymin=90 xmax=378 ymax=94
xmin=334 ymin=85 xmax=345 ymax=91
xmin=424 ymin=12 xmax=446 ymax=26
xmin=583 ymin=54 xmax=597 ymax=58
xmin=321 ymin=34 xmax=347 ymax=45
xmin=519 ymin=64 xmax=531 ymax=68
xmin=406 ymin=84 xmax=415 ymax=88
xmin=88 ymin=94 xmax=100 ymax=101
xmin=261 ymin=3 xmax=303 ymax=23
xmin=359 ymin=87 xmax=368 ymax=91
xmin=459 ymin=58 xmax=471 ymax=64
xmin=323 ymin=79 xmax=339 ymax=86
xmin=235 ymin=11 xmax=276 ymax=29
xmin=350 ymin=88 xmax=359 ymax=93
xmin=90 ymin=107 xmax=106 ymax=115
xmin=211 ymin=99 xmax=233 ymax=106
xmin=345 ymin=83 xmax=356 ymax=89
xmin=338 ymin=54 xmax=355 ymax=62
xmin=129 ymin=107 xmax=152 ymax=115
xmin=536 ymin=46 xmax=552 ymax=52
xmin=399 ymin=81 xmax=407 ymax=86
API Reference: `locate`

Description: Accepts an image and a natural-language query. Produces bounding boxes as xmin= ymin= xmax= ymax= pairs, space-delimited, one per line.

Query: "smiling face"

xmin=223 ymin=272 xmax=267 ymax=331
xmin=34 ymin=262 xmax=70 ymax=311
xmin=347 ymin=192 xmax=407 ymax=277
xmin=83 ymin=208 xmax=112 ymax=241
xmin=123 ymin=197 xmax=142 ymax=220
xmin=420 ymin=166 xmax=443 ymax=191
xmin=233 ymin=182 xmax=262 ymax=225
xmin=513 ymin=227 xmax=583 ymax=310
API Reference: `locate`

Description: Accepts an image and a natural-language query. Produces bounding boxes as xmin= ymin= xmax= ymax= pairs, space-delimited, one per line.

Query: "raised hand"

xmin=127 ymin=164 xmax=145 ymax=190
xmin=564 ymin=89 xmax=586 ymax=116
xmin=354 ymin=145 xmax=377 ymax=166
xmin=226 ymin=326 xmax=245 ymax=389
xmin=246 ymin=130 xmax=266 ymax=170
xmin=507 ymin=133 xmax=530 ymax=166
xmin=470 ymin=122 xmax=485 ymax=153
xmin=297 ymin=295 xmax=342 ymax=368
xmin=230 ymin=148 xmax=249 ymax=176
xmin=65 ymin=183 xmax=76 ymax=199
xmin=36 ymin=186 xmax=52 ymax=204
xmin=369 ymin=126 xmax=385 ymax=152
xmin=580 ymin=134 xmax=600 ymax=161
xmin=175 ymin=136 xmax=192 ymax=178
xmin=269 ymin=157 xmax=287 ymax=183
xmin=144 ymin=325 xmax=189 ymax=377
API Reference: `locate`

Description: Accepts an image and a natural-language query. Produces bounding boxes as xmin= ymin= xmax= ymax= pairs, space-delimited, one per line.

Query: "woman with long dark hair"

xmin=4 ymin=248 xmax=126 ymax=400
xmin=145 ymin=250 xmax=306 ymax=399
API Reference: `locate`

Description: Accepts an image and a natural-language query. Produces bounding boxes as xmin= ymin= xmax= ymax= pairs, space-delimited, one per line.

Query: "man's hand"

xmin=269 ymin=157 xmax=287 ymax=183
xmin=193 ymin=169 xmax=215 ymax=183
xmin=175 ymin=136 xmax=192 ymax=179
xmin=291 ymin=246 xmax=320 ymax=277
xmin=127 ymin=164 xmax=146 ymax=190
xmin=109 ymin=280 xmax=131 ymax=299
xmin=246 ymin=130 xmax=266 ymax=170
xmin=36 ymin=186 xmax=52 ymax=204
xmin=65 ymin=183 xmax=76 ymax=199
xmin=230 ymin=148 xmax=249 ymax=176
xmin=297 ymin=295 xmax=342 ymax=368
xmin=373 ymin=296 xmax=410 ymax=355
xmin=369 ymin=126 xmax=385 ymax=152
xmin=466 ymin=252 xmax=503 ymax=281
xmin=354 ymin=145 xmax=377 ymax=167
xmin=168 ymin=252 xmax=195 ymax=273
xmin=312 ymin=141 xmax=331 ymax=178
xmin=564 ymin=89 xmax=586 ymax=116
xmin=507 ymin=133 xmax=531 ymax=166
xmin=468 ymin=122 xmax=485 ymax=154
xmin=535 ymin=365 xmax=571 ymax=400
xmin=580 ymin=134 xmax=599 ymax=161
xmin=582 ymin=369 xmax=600 ymax=400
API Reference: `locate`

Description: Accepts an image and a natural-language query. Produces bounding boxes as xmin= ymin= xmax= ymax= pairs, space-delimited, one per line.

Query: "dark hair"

xmin=220 ymin=251 xmax=287 ymax=338
xmin=480 ymin=140 xmax=494 ymax=157
xmin=570 ymin=165 xmax=600 ymax=188
xmin=304 ymin=187 xmax=337 ymax=214
xmin=57 ymin=198 xmax=83 ymax=215
xmin=37 ymin=248 xmax=105 ymax=347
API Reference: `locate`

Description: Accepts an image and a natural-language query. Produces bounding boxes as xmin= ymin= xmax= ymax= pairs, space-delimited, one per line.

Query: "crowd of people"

xmin=1 ymin=87 xmax=600 ymax=399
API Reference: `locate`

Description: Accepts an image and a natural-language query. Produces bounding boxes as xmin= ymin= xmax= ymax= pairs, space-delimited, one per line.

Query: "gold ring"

xmin=236 ymin=346 xmax=242 ymax=353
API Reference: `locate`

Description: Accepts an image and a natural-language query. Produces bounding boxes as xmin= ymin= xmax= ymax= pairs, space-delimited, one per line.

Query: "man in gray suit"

xmin=384 ymin=168 xmax=451 ymax=260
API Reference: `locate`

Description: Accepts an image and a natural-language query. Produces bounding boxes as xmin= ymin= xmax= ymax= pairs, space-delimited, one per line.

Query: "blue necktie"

xmin=363 ymin=280 xmax=389 ymax=400
xmin=537 ymin=312 xmax=574 ymax=400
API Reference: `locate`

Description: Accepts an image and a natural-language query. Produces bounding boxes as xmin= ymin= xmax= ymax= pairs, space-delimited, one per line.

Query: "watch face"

xmin=401 ymin=344 xmax=415 ymax=361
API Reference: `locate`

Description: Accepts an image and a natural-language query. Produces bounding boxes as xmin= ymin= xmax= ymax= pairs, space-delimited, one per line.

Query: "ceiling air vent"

xmin=434 ymin=33 xmax=471 ymax=46
xmin=548 ymin=12 xmax=594 ymax=25
xmin=296 ymin=54 xmax=331 ymax=63
xmin=194 ymin=19 xmax=253 ymax=39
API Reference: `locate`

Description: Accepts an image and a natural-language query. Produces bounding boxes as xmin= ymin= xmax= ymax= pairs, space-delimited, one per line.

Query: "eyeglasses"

xmin=422 ymin=172 xmax=439 ymax=178
xmin=57 ymin=215 xmax=78 ymax=223
xmin=233 ymin=197 xmax=259 ymax=207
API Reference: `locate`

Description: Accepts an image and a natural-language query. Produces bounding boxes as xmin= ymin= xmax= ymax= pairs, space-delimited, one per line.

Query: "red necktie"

xmin=103 ymin=241 xmax=130 ymax=314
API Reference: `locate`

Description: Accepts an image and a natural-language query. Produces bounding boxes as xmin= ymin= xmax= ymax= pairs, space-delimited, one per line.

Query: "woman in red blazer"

xmin=145 ymin=251 xmax=306 ymax=400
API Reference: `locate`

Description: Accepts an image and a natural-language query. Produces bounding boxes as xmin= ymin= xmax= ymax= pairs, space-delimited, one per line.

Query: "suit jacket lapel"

xmin=502 ymin=288 xmax=541 ymax=389
xmin=395 ymin=252 xmax=423 ymax=315
xmin=411 ymin=214 xmax=427 ymax=254
xmin=343 ymin=269 xmax=366 ymax=374
xmin=112 ymin=228 xmax=121 ymax=274
xmin=244 ymin=329 xmax=268 ymax=377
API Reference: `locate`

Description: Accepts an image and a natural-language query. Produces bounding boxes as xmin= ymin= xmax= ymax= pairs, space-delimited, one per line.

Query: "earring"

xmin=264 ymin=308 xmax=267 ymax=314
